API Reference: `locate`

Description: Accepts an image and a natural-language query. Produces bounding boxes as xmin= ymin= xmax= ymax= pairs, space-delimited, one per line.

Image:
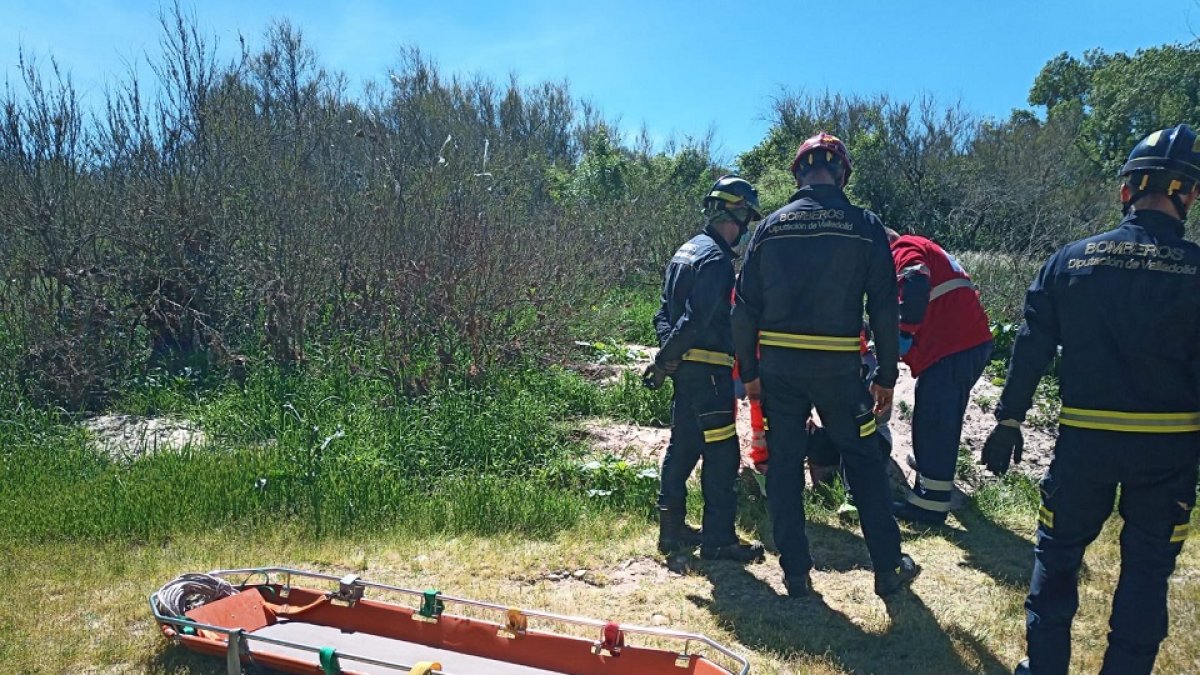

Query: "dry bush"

xmin=0 ymin=8 xmax=712 ymax=409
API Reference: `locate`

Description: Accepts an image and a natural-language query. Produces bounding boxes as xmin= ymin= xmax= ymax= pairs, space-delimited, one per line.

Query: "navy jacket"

xmin=997 ymin=210 xmax=1200 ymax=422
xmin=653 ymin=224 xmax=737 ymax=367
xmin=732 ymin=184 xmax=899 ymax=387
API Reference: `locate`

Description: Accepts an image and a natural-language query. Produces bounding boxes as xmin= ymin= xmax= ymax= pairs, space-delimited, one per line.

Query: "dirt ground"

xmin=578 ymin=345 xmax=1059 ymax=499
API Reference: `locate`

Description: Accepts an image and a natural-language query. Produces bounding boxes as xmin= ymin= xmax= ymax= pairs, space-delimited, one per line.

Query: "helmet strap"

xmin=1170 ymin=193 xmax=1190 ymax=221
xmin=1122 ymin=178 xmax=1194 ymax=221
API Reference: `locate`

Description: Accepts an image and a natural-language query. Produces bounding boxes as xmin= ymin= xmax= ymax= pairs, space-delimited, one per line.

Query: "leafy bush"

xmin=0 ymin=9 xmax=719 ymax=410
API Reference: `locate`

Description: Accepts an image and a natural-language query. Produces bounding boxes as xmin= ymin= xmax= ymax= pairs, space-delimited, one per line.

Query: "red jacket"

xmin=892 ymin=235 xmax=991 ymax=377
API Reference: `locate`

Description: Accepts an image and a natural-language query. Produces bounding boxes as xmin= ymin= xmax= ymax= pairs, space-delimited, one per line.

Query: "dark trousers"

xmin=1025 ymin=427 xmax=1199 ymax=675
xmin=760 ymin=364 xmax=901 ymax=578
xmin=908 ymin=340 xmax=992 ymax=511
xmin=658 ymin=363 xmax=740 ymax=549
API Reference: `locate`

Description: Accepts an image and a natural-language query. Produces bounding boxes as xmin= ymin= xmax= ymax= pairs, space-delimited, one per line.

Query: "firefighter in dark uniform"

xmin=984 ymin=124 xmax=1200 ymax=675
xmin=644 ymin=175 xmax=766 ymax=562
xmin=732 ymin=132 xmax=919 ymax=597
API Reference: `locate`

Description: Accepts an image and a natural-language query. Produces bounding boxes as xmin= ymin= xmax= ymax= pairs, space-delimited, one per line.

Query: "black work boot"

xmin=784 ymin=573 xmax=811 ymax=598
xmin=700 ymin=540 xmax=765 ymax=563
xmin=657 ymin=507 xmax=702 ymax=554
xmin=892 ymin=500 xmax=948 ymax=526
xmin=874 ymin=553 xmax=920 ymax=597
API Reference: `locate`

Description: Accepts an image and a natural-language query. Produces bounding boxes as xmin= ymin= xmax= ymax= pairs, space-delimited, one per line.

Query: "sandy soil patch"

xmin=84 ymin=414 xmax=206 ymax=461
xmin=578 ymin=345 xmax=1059 ymax=496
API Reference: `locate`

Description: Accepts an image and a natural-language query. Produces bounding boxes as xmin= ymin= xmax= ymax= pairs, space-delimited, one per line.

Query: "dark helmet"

xmin=1119 ymin=124 xmax=1200 ymax=184
xmin=1120 ymin=124 xmax=1200 ymax=217
xmin=704 ymin=174 xmax=763 ymax=222
xmin=791 ymin=132 xmax=853 ymax=187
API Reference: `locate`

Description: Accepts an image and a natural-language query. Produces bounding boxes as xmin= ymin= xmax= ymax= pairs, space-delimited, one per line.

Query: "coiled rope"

xmin=155 ymin=573 xmax=239 ymax=617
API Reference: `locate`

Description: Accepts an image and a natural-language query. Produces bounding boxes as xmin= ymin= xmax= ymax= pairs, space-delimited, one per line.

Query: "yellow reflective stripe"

xmin=759 ymin=330 xmax=860 ymax=352
xmin=1039 ymin=505 xmax=1054 ymax=529
xmin=681 ymin=349 xmax=735 ymax=367
xmin=917 ymin=474 xmax=955 ymax=492
xmin=704 ymin=423 xmax=737 ymax=444
xmin=708 ymin=190 xmax=742 ymax=203
xmin=906 ymin=493 xmax=952 ymax=513
xmin=1059 ymin=407 xmax=1200 ymax=433
xmin=859 ymin=419 xmax=877 ymax=437
xmin=1172 ymin=524 xmax=1190 ymax=543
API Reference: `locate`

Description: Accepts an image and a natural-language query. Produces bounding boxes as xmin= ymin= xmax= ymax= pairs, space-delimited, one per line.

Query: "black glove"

xmin=642 ymin=363 xmax=668 ymax=390
xmin=981 ymin=422 xmax=1023 ymax=475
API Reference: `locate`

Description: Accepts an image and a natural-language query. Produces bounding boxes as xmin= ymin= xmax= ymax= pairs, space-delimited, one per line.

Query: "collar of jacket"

xmin=703 ymin=223 xmax=739 ymax=258
xmin=1124 ymin=208 xmax=1185 ymax=238
xmin=789 ymin=183 xmax=847 ymax=204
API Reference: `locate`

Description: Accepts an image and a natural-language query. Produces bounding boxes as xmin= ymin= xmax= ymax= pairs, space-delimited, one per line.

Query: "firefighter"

xmin=644 ymin=175 xmax=766 ymax=563
xmin=984 ymin=124 xmax=1200 ymax=675
xmin=732 ymin=132 xmax=919 ymax=597
xmin=886 ymin=228 xmax=993 ymax=525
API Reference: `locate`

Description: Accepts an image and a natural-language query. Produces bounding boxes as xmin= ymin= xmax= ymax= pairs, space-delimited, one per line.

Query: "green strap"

xmin=319 ymin=646 xmax=342 ymax=675
xmin=420 ymin=589 xmax=445 ymax=619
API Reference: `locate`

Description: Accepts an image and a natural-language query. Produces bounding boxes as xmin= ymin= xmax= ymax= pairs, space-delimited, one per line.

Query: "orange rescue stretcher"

xmin=151 ymin=567 xmax=749 ymax=675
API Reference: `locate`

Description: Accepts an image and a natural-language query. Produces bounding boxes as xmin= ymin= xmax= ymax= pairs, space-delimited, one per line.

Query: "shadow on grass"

xmin=947 ymin=503 xmax=1037 ymax=589
xmin=147 ymin=643 xmax=227 ymax=674
xmin=690 ymin=559 xmax=1011 ymax=675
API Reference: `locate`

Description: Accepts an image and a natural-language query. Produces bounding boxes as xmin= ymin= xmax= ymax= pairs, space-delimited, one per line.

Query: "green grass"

xmin=575 ymin=284 xmax=662 ymax=347
xmin=5 ymin=319 xmax=1200 ymax=674
xmin=0 ymin=356 xmax=667 ymax=544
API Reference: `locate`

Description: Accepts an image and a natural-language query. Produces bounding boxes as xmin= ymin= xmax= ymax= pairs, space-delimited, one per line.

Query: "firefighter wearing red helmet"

xmin=732 ymin=132 xmax=919 ymax=597
xmin=646 ymin=174 xmax=765 ymax=563
xmin=985 ymin=124 xmax=1200 ymax=675
xmin=790 ymin=132 xmax=853 ymax=187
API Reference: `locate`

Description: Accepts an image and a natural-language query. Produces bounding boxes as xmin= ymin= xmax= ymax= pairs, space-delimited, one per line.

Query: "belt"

xmin=681 ymin=349 xmax=734 ymax=367
xmin=929 ymin=277 xmax=975 ymax=301
xmin=1059 ymin=407 xmax=1200 ymax=433
xmin=759 ymin=330 xmax=860 ymax=352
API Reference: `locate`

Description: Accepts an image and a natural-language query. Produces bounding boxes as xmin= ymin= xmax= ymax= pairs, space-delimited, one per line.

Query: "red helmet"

xmin=790 ymin=132 xmax=852 ymax=187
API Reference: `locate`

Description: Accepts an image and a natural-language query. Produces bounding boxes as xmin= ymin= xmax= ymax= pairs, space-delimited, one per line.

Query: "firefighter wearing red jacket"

xmin=887 ymin=229 xmax=993 ymax=525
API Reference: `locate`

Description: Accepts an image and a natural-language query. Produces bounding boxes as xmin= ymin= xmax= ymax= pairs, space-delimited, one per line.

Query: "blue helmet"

xmin=1119 ymin=124 xmax=1200 ymax=184
xmin=1120 ymin=125 xmax=1200 ymax=217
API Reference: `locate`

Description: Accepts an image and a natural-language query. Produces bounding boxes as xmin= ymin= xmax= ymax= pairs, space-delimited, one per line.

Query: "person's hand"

xmin=899 ymin=331 xmax=914 ymax=357
xmin=981 ymin=421 xmax=1024 ymax=475
xmin=870 ymin=384 xmax=893 ymax=416
xmin=754 ymin=462 xmax=768 ymax=475
xmin=661 ymin=359 xmax=680 ymax=374
xmin=743 ymin=377 xmax=762 ymax=401
xmin=642 ymin=363 xmax=668 ymax=390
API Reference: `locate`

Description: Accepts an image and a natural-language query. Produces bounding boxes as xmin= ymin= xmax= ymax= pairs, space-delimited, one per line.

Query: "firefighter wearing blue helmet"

xmin=984 ymin=124 xmax=1200 ymax=675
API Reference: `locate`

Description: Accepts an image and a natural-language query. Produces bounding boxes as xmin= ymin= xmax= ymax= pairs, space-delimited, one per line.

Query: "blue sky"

xmin=2 ymin=1 xmax=1198 ymax=162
